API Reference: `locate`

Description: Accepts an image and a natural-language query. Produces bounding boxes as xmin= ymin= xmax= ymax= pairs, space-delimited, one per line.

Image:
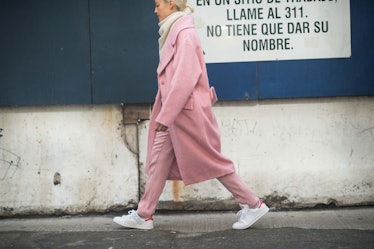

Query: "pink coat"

xmin=145 ymin=15 xmax=235 ymax=185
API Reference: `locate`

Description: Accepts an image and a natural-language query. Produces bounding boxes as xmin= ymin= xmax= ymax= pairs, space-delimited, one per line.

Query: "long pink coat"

xmin=145 ymin=15 xmax=235 ymax=185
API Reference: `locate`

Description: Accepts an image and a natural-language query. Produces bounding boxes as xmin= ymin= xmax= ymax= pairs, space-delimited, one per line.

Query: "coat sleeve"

xmin=155 ymin=30 xmax=202 ymax=127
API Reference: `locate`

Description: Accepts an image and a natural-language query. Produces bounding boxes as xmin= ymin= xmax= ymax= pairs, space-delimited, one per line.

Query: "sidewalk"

xmin=1 ymin=207 xmax=373 ymax=248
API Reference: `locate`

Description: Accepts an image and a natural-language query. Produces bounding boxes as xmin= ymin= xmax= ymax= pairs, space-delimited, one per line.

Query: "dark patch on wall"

xmin=53 ymin=172 xmax=61 ymax=186
xmin=262 ymin=192 xmax=295 ymax=209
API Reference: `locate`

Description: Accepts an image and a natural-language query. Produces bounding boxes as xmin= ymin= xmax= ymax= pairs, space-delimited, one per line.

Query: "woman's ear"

xmin=169 ymin=1 xmax=176 ymax=10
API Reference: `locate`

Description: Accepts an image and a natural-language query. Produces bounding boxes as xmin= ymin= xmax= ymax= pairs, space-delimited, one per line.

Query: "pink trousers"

xmin=137 ymin=130 xmax=259 ymax=218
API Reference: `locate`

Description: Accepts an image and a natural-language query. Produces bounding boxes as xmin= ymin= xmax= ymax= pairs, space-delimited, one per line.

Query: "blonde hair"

xmin=166 ymin=0 xmax=194 ymax=13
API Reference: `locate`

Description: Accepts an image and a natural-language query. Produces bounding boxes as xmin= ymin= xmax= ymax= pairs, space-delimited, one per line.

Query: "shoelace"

xmin=123 ymin=210 xmax=137 ymax=217
xmin=236 ymin=209 xmax=248 ymax=222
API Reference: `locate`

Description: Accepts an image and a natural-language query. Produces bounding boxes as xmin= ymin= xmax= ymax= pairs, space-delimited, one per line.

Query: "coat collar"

xmin=157 ymin=15 xmax=195 ymax=75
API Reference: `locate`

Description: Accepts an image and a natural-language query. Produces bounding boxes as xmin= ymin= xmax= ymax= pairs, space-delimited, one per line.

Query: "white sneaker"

xmin=113 ymin=210 xmax=154 ymax=230
xmin=232 ymin=201 xmax=269 ymax=230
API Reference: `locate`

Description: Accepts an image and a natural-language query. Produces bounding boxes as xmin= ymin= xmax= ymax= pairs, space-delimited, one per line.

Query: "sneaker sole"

xmin=232 ymin=205 xmax=269 ymax=230
xmin=113 ymin=217 xmax=154 ymax=230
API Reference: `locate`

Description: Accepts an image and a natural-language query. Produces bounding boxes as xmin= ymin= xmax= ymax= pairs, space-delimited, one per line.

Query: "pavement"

xmin=0 ymin=207 xmax=373 ymax=249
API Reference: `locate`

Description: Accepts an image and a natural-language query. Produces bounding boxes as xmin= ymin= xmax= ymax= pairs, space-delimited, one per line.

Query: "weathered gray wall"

xmin=0 ymin=97 xmax=373 ymax=216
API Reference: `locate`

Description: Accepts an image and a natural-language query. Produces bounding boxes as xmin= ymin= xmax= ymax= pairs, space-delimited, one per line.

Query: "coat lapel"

xmin=157 ymin=15 xmax=194 ymax=75
xmin=157 ymin=42 xmax=174 ymax=75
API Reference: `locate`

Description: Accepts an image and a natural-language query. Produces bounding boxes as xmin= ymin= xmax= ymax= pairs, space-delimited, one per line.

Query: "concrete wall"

xmin=0 ymin=105 xmax=139 ymax=216
xmin=1 ymin=97 xmax=373 ymax=216
xmin=149 ymin=97 xmax=374 ymax=210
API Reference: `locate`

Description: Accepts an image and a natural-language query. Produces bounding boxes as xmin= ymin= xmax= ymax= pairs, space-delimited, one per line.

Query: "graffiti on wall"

xmin=0 ymin=129 xmax=21 ymax=180
xmin=220 ymin=118 xmax=257 ymax=137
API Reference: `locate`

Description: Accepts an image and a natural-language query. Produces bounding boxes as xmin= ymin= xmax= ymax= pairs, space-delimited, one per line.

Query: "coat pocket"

xmin=183 ymin=96 xmax=194 ymax=110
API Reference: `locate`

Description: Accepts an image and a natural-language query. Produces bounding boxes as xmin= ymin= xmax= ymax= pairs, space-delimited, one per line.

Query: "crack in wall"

xmin=120 ymin=104 xmax=151 ymax=203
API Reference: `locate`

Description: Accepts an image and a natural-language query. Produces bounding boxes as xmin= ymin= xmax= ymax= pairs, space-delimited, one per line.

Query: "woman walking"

xmin=113 ymin=0 xmax=269 ymax=230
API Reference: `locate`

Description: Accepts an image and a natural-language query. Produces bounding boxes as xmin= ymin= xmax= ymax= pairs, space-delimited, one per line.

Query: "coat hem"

xmin=172 ymin=168 xmax=236 ymax=186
